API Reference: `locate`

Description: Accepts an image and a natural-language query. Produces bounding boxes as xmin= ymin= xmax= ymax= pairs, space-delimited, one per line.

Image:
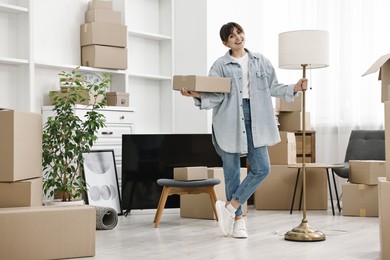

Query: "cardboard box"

xmin=88 ymin=0 xmax=113 ymax=10
xmin=342 ymin=183 xmax=378 ymax=217
xmin=275 ymin=93 xmax=302 ymax=112
xmin=278 ymin=111 xmax=311 ymax=131
xmin=107 ymin=92 xmax=129 ymax=107
xmin=0 ymin=205 xmax=95 ymax=259
xmin=349 ymin=160 xmax=385 ymax=185
xmin=385 ymin=102 xmax=390 ymax=181
xmin=80 ymin=22 xmax=127 ymax=47
xmin=81 ymin=45 xmax=127 ymax=70
xmin=49 ymin=87 xmax=92 ymax=105
xmin=173 ymin=75 xmax=231 ymax=93
xmin=378 ymin=178 xmax=390 ymax=260
xmin=0 ymin=178 xmax=42 ymax=207
xmin=85 ymin=9 xmax=121 ymax=24
xmin=362 ymin=53 xmax=390 ymax=102
xmin=254 ymin=165 xmax=328 ymax=210
xmin=0 ymin=109 xmax=42 ymax=182
xmin=268 ymin=131 xmax=296 ymax=165
xmin=173 ymin=166 xmax=208 ymax=181
xmin=180 ymin=168 xmax=247 ymax=219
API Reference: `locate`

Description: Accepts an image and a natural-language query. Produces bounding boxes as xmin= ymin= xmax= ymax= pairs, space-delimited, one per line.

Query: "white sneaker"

xmin=233 ymin=219 xmax=248 ymax=239
xmin=215 ymin=200 xmax=235 ymax=237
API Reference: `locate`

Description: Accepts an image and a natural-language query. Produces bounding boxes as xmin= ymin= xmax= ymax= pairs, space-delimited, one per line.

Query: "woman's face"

xmin=224 ymin=27 xmax=245 ymax=51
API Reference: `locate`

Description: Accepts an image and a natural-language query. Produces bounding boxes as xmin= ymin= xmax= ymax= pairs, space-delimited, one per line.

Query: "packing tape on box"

xmin=359 ymin=208 xmax=367 ymax=217
xmin=95 ymin=206 xmax=118 ymax=230
xmin=358 ymin=184 xmax=366 ymax=190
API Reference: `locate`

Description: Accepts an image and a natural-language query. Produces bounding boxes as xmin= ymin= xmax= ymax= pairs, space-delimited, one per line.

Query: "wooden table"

xmin=288 ymin=163 xmax=345 ymax=215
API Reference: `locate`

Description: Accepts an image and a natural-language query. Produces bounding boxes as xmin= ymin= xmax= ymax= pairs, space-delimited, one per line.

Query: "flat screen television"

xmin=121 ymin=134 xmax=224 ymax=214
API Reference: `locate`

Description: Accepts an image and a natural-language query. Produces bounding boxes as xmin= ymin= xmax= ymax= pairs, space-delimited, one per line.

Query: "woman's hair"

xmin=219 ymin=22 xmax=245 ymax=42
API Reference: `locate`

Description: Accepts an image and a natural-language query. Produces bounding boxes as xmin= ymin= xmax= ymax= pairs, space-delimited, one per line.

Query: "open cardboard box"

xmin=362 ymin=53 xmax=390 ymax=102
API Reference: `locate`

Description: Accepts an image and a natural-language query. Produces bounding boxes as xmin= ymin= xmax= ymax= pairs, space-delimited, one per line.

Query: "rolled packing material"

xmin=95 ymin=206 xmax=118 ymax=230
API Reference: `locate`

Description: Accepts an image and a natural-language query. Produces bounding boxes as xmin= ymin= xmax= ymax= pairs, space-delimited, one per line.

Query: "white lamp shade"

xmin=279 ymin=30 xmax=329 ymax=69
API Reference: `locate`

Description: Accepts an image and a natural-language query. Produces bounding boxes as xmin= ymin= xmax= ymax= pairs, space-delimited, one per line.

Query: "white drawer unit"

xmin=42 ymin=105 xmax=135 ymax=184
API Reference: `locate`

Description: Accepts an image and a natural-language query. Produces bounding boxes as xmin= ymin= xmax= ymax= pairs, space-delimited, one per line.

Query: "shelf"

xmin=34 ymin=61 xmax=127 ymax=75
xmin=128 ymin=30 xmax=171 ymax=41
xmin=0 ymin=57 xmax=28 ymax=65
xmin=128 ymin=73 xmax=171 ymax=81
xmin=42 ymin=105 xmax=136 ymax=112
xmin=0 ymin=3 xmax=29 ymax=14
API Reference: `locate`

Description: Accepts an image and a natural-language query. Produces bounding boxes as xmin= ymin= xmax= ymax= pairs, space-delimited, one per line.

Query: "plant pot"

xmin=44 ymin=199 xmax=85 ymax=206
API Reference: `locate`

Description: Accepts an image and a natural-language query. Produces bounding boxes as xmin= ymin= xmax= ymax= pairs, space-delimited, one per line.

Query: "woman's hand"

xmin=180 ymin=88 xmax=201 ymax=99
xmin=294 ymin=78 xmax=308 ymax=92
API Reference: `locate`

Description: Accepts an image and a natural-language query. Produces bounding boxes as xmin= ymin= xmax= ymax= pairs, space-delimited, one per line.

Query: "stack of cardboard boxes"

xmin=253 ymin=94 xmax=327 ymax=211
xmin=81 ymin=0 xmax=127 ymax=70
xmin=0 ymin=109 xmax=96 ymax=259
xmin=362 ymin=54 xmax=390 ymax=260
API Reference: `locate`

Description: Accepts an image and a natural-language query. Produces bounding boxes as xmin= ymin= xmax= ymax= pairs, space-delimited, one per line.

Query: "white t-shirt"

xmin=231 ymin=53 xmax=249 ymax=99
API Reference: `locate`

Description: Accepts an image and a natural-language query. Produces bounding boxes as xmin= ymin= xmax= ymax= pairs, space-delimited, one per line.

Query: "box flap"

xmin=362 ymin=53 xmax=390 ymax=76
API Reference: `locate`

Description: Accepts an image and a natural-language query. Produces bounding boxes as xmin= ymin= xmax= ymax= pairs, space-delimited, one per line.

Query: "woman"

xmin=180 ymin=22 xmax=307 ymax=238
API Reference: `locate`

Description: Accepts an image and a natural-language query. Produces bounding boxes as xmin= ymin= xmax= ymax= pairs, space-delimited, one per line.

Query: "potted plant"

xmin=42 ymin=67 xmax=110 ymax=202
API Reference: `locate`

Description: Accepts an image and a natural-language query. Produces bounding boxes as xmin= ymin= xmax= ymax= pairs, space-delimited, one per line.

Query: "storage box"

xmin=82 ymin=45 xmax=127 ymax=70
xmin=0 ymin=109 xmax=42 ymax=182
xmin=0 ymin=178 xmax=42 ymax=207
xmin=275 ymin=93 xmax=302 ymax=112
xmin=0 ymin=206 xmax=95 ymax=259
xmin=180 ymin=168 xmax=247 ymax=219
xmin=174 ymin=166 xmax=208 ymax=181
xmin=88 ymin=0 xmax=113 ymax=10
xmin=268 ymin=131 xmax=296 ymax=165
xmin=378 ymin=178 xmax=390 ymax=260
xmin=49 ymin=87 xmax=91 ymax=105
xmin=80 ymin=22 xmax=127 ymax=47
xmin=278 ymin=111 xmax=311 ymax=131
xmin=385 ymin=102 xmax=390 ymax=181
xmin=342 ymin=183 xmax=378 ymax=217
xmin=85 ymin=9 xmax=121 ymax=24
xmin=362 ymin=53 xmax=390 ymax=102
xmin=253 ymin=165 xmax=328 ymax=210
xmin=106 ymin=92 xmax=129 ymax=107
xmin=349 ymin=160 xmax=385 ymax=185
xmin=173 ymin=75 xmax=231 ymax=93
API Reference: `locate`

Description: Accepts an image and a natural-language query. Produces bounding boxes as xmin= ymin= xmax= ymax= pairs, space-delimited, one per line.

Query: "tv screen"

xmin=121 ymin=134 xmax=223 ymax=213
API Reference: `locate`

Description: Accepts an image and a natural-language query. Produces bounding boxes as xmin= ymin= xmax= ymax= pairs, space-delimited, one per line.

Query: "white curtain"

xmin=207 ymin=0 xmax=390 ymax=163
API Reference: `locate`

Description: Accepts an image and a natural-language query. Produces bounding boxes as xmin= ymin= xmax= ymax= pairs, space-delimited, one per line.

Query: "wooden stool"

xmin=153 ymin=178 xmax=221 ymax=228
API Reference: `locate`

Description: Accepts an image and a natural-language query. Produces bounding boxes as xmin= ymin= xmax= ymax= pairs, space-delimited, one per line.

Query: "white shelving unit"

xmin=124 ymin=0 xmax=174 ymax=133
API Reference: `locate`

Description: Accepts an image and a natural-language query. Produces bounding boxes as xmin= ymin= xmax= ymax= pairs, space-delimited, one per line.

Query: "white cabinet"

xmin=42 ymin=105 xmax=135 ymax=183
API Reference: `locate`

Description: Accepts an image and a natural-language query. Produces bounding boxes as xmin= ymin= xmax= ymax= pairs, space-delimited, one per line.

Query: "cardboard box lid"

xmin=362 ymin=53 xmax=390 ymax=77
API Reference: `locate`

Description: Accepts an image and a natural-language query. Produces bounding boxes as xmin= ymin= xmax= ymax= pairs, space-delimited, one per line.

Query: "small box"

xmin=85 ymin=9 xmax=121 ymax=24
xmin=275 ymin=93 xmax=302 ymax=112
xmin=173 ymin=166 xmax=208 ymax=181
xmin=173 ymin=75 xmax=231 ymax=93
xmin=81 ymin=45 xmax=127 ymax=70
xmin=107 ymin=92 xmax=129 ymax=107
xmin=278 ymin=111 xmax=311 ymax=131
xmin=0 ymin=178 xmax=42 ymax=207
xmin=0 ymin=205 xmax=95 ymax=259
xmin=349 ymin=160 xmax=385 ymax=185
xmin=49 ymin=87 xmax=91 ymax=105
xmin=88 ymin=0 xmax=113 ymax=10
xmin=378 ymin=178 xmax=390 ymax=260
xmin=80 ymin=22 xmax=127 ymax=47
xmin=268 ymin=131 xmax=296 ymax=165
xmin=180 ymin=168 xmax=248 ymax=220
xmin=0 ymin=109 xmax=42 ymax=182
xmin=253 ymin=165 xmax=328 ymax=210
xmin=342 ymin=183 xmax=378 ymax=217
xmin=362 ymin=53 xmax=390 ymax=102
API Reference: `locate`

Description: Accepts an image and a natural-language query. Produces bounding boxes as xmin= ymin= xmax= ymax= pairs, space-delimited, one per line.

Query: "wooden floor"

xmin=74 ymin=204 xmax=381 ymax=260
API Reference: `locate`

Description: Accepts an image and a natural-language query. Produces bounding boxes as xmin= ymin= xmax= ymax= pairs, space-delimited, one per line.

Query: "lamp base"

xmin=285 ymin=219 xmax=326 ymax=242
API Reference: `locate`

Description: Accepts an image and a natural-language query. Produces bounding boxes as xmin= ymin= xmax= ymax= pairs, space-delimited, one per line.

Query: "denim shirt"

xmin=194 ymin=49 xmax=296 ymax=154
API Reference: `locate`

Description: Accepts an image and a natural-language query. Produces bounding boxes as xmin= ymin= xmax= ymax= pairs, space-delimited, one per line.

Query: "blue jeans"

xmin=215 ymin=99 xmax=270 ymax=216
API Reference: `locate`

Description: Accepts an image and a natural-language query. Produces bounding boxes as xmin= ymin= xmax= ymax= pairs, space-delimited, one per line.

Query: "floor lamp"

xmin=278 ymin=30 xmax=329 ymax=242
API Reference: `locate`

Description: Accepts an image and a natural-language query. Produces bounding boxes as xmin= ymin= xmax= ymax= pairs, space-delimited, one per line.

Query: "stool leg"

xmin=332 ymin=169 xmax=341 ymax=213
xmin=207 ymin=187 xmax=219 ymax=222
xmin=154 ymin=186 xmax=171 ymax=228
xmin=326 ymin=168 xmax=335 ymax=215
